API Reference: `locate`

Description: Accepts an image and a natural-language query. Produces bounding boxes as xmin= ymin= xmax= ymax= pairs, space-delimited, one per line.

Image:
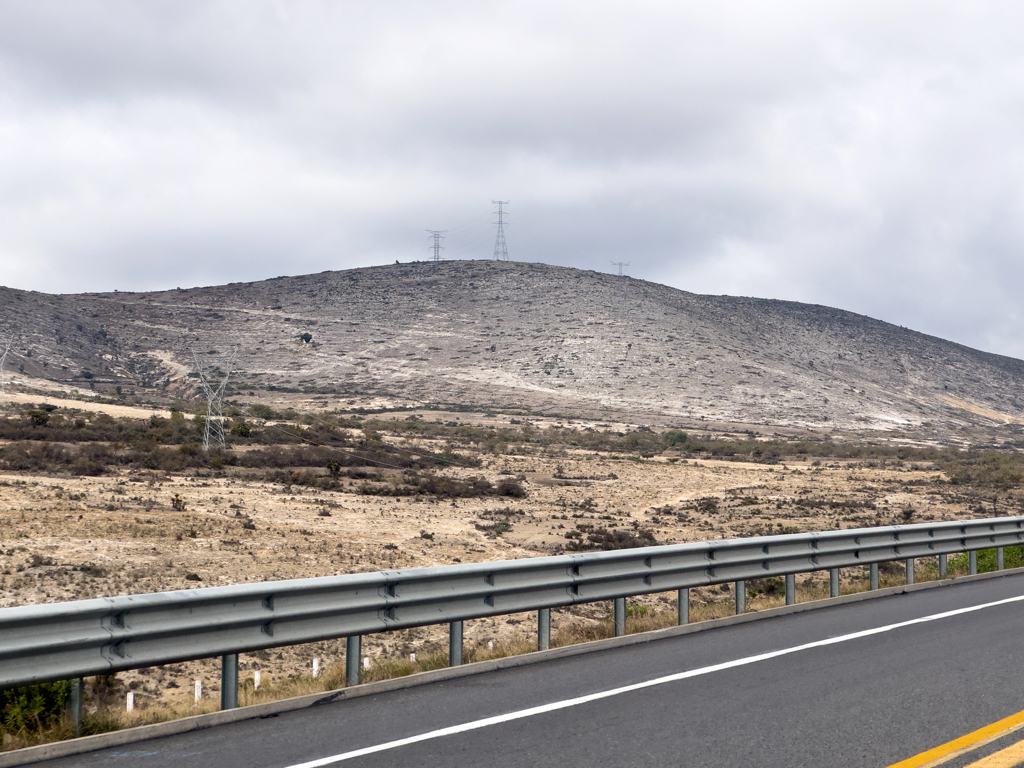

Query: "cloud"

xmin=2 ymin=1 xmax=1024 ymax=356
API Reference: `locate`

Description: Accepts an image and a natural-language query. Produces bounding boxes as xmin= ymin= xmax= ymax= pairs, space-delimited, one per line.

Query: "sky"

xmin=2 ymin=2 xmax=1024 ymax=357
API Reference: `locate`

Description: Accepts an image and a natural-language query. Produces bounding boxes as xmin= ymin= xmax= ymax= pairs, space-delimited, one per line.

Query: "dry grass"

xmin=0 ymin=711 xmax=122 ymax=753
xmin=1 ymin=397 xmax=1012 ymax=753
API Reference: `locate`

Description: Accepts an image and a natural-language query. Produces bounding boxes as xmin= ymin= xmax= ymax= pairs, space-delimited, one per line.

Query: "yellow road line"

xmin=964 ymin=738 xmax=1024 ymax=768
xmin=887 ymin=709 xmax=1024 ymax=768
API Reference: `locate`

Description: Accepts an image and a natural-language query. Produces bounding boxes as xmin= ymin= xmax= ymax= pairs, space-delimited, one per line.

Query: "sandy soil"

xmin=1 ymin=372 xmax=180 ymax=419
xmin=0 ymin=436 xmax=1001 ymax=710
xmin=2 ymin=391 xmax=179 ymax=420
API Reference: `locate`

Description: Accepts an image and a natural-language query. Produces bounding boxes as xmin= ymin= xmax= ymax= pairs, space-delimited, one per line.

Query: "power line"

xmin=492 ymin=200 xmax=509 ymax=261
xmin=426 ymin=230 xmax=447 ymax=262
xmin=192 ymin=348 xmax=237 ymax=451
xmin=611 ymin=261 xmax=630 ymax=276
xmin=445 ymin=210 xmax=492 ymax=236
xmin=444 ymin=223 xmax=494 ymax=260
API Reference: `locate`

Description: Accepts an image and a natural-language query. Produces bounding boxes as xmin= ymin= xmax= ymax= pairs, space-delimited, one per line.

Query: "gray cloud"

xmin=2 ymin=1 xmax=1024 ymax=356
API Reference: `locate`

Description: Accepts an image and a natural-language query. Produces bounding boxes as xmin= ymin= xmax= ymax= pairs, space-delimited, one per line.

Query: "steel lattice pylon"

xmin=427 ymin=229 xmax=446 ymax=261
xmin=492 ymin=200 xmax=509 ymax=261
xmin=192 ymin=349 xmax=237 ymax=451
xmin=0 ymin=338 xmax=12 ymax=408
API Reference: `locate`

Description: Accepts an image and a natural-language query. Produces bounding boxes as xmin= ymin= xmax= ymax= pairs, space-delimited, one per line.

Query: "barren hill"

xmin=2 ymin=260 xmax=1023 ymax=436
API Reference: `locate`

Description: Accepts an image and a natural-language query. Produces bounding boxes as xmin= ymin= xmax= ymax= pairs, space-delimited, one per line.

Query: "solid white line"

xmin=284 ymin=593 xmax=1024 ymax=767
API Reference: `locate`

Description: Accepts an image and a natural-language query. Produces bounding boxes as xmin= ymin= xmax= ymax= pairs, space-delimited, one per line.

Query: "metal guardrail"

xmin=1 ymin=516 xmax=1022 ymax=713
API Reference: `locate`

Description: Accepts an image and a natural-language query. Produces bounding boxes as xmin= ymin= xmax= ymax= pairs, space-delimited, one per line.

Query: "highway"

xmin=32 ymin=574 xmax=1024 ymax=768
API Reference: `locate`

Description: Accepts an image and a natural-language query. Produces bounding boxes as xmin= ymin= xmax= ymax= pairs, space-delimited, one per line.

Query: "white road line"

xmin=284 ymin=593 xmax=1024 ymax=767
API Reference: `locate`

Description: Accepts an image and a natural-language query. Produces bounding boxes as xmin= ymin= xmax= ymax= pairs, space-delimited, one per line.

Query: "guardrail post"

xmin=221 ymin=654 xmax=238 ymax=710
xmin=969 ymin=551 xmax=978 ymax=575
xmin=449 ymin=621 xmax=463 ymax=666
xmin=678 ymin=588 xmax=689 ymax=625
xmin=735 ymin=581 xmax=745 ymax=614
xmin=939 ymin=553 xmax=947 ymax=579
xmin=905 ymin=558 xmax=915 ymax=586
xmin=829 ymin=568 xmax=839 ymax=598
xmin=784 ymin=574 xmax=796 ymax=606
xmin=997 ymin=547 xmax=1005 ymax=570
xmin=69 ymin=678 xmax=82 ymax=735
xmin=613 ymin=598 xmax=626 ymax=636
xmin=346 ymin=636 xmax=361 ymax=686
xmin=869 ymin=563 xmax=879 ymax=591
xmin=537 ymin=609 xmax=550 ymax=651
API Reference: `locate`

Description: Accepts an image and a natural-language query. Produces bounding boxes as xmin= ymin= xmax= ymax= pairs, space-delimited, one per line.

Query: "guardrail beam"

xmin=2 ymin=516 xmax=1021 ymax=692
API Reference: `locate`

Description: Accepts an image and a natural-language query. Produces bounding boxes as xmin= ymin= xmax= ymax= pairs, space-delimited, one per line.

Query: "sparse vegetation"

xmin=6 ymin=260 xmax=1024 ymax=754
xmin=565 ymin=526 xmax=659 ymax=552
xmin=5 ymin=392 xmax=1024 ymax=753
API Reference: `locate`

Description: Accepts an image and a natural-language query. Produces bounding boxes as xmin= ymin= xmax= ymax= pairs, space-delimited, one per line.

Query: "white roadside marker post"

xmin=195 ymin=679 xmax=202 ymax=706
xmin=312 ymin=658 xmax=320 ymax=678
xmin=254 ymin=670 xmax=261 ymax=691
xmin=126 ymin=692 xmax=134 ymax=712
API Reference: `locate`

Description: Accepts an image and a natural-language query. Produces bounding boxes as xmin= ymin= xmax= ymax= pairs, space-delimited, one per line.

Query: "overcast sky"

xmin=2 ymin=2 xmax=1024 ymax=357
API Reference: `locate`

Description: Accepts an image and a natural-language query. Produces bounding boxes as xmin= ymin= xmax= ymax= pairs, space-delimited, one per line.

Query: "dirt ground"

xmin=0 ymin=400 xmax=1004 ymax=713
xmin=1 ymin=372 xmax=1014 ymax=716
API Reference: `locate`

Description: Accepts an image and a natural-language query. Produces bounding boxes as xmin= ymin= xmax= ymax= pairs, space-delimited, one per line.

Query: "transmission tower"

xmin=426 ymin=229 xmax=447 ymax=261
xmin=611 ymin=261 xmax=630 ymax=276
xmin=492 ymin=200 xmax=509 ymax=261
xmin=0 ymin=338 xmax=12 ymax=408
xmin=192 ymin=348 xmax=237 ymax=451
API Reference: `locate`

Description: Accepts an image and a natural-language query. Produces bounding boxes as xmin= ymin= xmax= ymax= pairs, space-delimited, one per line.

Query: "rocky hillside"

xmin=2 ymin=260 xmax=1023 ymax=435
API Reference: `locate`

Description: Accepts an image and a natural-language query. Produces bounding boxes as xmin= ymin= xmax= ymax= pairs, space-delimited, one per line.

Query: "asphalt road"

xmin=35 ymin=574 xmax=1024 ymax=768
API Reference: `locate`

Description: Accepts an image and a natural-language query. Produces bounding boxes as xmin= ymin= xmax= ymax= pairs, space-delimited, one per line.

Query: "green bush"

xmin=1 ymin=680 xmax=71 ymax=735
xmin=945 ymin=545 xmax=1024 ymax=574
xmin=662 ymin=429 xmax=688 ymax=448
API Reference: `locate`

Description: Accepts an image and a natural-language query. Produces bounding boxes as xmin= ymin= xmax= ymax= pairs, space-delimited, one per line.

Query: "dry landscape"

xmin=3 ymin=263 xmax=1024 ymax=749
xmin=2 ymin=384 xmax=1021 ymax=746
